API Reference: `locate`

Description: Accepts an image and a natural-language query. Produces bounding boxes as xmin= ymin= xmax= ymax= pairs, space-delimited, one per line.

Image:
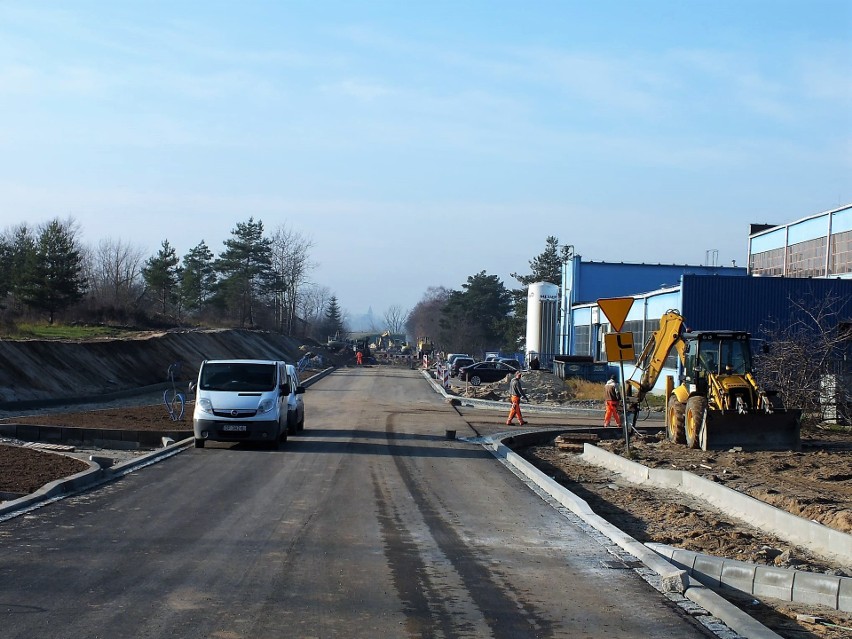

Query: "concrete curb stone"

xmin=580 ymin=443 xmax=852 ymax=567
xmin=649 ymin=543 xmax=852 ymax=613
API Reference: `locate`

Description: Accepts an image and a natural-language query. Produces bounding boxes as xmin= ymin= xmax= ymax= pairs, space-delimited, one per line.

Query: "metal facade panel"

xmin=575 ymin=262 xmax=745 ymax=303
xmin=681 ymin=275 xmax=852 ymax=338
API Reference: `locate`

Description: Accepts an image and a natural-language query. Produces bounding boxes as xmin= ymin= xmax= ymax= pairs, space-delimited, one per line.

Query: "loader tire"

xmin=685 ymin=396 xmax=708 ymax=450
xmin=666 ymin=395 xmax=686 ymax=444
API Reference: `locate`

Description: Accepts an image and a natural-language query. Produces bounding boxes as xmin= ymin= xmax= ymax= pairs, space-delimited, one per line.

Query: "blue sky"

xmin=1 ymin=1 xmax=850 ymax=321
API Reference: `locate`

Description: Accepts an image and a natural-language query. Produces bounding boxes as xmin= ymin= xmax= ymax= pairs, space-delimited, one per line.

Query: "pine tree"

xmin=180 ymin=241 xmax=216 ymax=315
xmin=0 ymin=224 xmax=37 ymax=312
xmin=324 ymin=295 xmax=344 ymax=339
xmin=214 ymin=218 xmax=274 ymax=327
xmin=510 ymin=236 xmax=566 ymax=287
xmin=439 ymin=271 xmax=512 ymax=353
xmin=142 ymin=240 xmax=181 ymax=316
xmin=20 ymin=219 xmax=87 ymax=324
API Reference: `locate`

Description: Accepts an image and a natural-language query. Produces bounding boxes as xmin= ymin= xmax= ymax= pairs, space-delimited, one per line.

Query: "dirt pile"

xmin=451 ymin=369 xmax=579 ymax=404
xmin=0 ymin=329 xmax=310 ymax=406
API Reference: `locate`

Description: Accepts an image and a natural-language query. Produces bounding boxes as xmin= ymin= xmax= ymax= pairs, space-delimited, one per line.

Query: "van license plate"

xmin=222 ymin=424 xmax=247 ymax=431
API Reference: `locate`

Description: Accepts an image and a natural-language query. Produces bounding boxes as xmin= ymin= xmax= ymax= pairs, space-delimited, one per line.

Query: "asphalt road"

xmin=0 ymin=367 xmax=714 ymax=639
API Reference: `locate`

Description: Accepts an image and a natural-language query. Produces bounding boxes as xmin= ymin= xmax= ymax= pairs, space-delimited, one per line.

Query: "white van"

xmin=192 ymin=359 xmax=304 ymax=449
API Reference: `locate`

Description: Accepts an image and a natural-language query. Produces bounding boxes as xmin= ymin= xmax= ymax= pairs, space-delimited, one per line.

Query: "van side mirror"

xmin=280 ymin=383 xmax=291 ymax=395
xmin=188 ymin=381 xmax=196 ymax=394
xmin=296 ymin=385 xmax=305 ymax=394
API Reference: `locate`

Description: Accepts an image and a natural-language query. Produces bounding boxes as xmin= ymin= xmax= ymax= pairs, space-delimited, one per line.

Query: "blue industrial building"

xmin=554 ymin=203 xmax=852 ymax=393
xmin=558 ymin=257 xmax=745 ymax=357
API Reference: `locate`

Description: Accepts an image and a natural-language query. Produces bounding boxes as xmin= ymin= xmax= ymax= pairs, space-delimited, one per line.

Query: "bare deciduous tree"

xmin=405 ymin=286 xmax=451 ymax=350
xmin=383 ymin=304 xmax=409 ymax=335
xmin=755 ymin=292 xmax=852 ymax=426
xmin=83 ymin=237 xmax=147 ymax=317
xmin=270 ymin=224 xmax=315 ymax=336
xmin=298 ymin=284 xmax=331 ymax=339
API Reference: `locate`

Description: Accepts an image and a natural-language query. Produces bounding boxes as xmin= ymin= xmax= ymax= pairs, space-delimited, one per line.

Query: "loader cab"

xmin=682 ymin=331 xmax=753 ymax=388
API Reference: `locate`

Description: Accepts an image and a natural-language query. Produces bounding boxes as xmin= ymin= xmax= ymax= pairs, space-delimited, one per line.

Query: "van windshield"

xmin=199 ymin=363 xmax=277 ymax=392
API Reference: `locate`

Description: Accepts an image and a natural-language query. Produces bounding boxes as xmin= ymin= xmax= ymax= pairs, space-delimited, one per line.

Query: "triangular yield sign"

xmin=597 ymin=297 xmax=634 ymax=332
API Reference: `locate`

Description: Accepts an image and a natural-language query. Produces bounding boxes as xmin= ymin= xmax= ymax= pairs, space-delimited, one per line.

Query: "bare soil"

xmin=518 ymin=428 xmax=852 ymax=639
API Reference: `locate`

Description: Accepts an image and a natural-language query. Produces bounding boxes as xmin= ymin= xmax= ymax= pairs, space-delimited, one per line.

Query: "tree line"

xmin=1 ymin=214 xmax=567 ymax=356
xmin=404 ymin=236 xmax=568 ymax=357
xmin=0 ymin=216 xmax=343 ymax=339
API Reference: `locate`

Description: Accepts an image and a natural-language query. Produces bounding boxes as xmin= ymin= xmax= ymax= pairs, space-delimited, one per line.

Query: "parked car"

xmin=446 ymin=353 xmax=471 ymax=367
xmin=497 ymin=357 xmax=521 ymax=370
xmin=458 ymin=361 xmax=517 ymax=386
xmin=450 ymin=356 xmax=475 ymax=377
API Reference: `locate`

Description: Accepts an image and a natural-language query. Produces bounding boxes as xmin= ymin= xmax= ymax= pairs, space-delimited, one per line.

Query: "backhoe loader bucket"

xmin=702 ymin=409 xmax=802 ymax=451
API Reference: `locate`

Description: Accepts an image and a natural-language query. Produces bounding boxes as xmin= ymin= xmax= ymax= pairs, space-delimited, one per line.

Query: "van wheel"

xmin=287 ymin=414 xmax=297 ymax=435
xmin=297 ymin=415 xmax=305 ymax=432
xmin=194 ymin=438 xmax=205 ymax=449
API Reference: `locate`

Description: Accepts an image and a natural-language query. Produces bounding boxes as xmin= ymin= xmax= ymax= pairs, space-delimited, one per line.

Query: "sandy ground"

xmin=516 ymin=432 xmax=852 ymax=639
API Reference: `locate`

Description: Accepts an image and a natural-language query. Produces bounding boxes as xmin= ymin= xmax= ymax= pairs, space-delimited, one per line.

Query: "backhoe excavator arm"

xmin=625 ymin=310 xmax=686 ymax=404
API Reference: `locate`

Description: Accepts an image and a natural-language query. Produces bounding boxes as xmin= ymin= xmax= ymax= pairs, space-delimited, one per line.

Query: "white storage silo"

xmin=526 ymin=282 xmax=559 ymax=364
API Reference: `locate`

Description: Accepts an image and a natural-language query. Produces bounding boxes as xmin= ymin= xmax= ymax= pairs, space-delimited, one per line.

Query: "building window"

xmin=574 ymin=325 xmax=591 ymax=357
xmin=830 ymin=229 xmax=852 ymax=275
xmin=786 ymin=236 xmax=827 ymax=277
xmin=750 ymin=247 xmax=785 ymax=275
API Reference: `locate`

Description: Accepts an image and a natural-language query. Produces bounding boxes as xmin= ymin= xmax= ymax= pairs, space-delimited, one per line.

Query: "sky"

xmin=1 ymin=1 xmax=850 ymax=324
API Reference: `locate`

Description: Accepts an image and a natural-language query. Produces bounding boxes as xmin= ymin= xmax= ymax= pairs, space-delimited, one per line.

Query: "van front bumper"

xmin=194 ymin=418 xmax=281 ymax=443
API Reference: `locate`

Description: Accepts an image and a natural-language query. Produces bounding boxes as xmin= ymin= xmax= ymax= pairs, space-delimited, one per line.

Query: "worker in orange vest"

xmin=506 ymin=371 xmax=529 ymax=426
xmin=356 ymin=350 xmax=363 ymax=365
xmin=604 ymin=375 xmax=622 ymax=427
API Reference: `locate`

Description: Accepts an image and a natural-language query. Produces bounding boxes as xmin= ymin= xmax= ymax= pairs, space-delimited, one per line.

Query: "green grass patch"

xmin=1 ymin=323 xmax=134 ymax=340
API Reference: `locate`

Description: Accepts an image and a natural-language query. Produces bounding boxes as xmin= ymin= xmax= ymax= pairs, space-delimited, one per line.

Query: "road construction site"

xmin=0 ymin=330 xmax=850 ymax=638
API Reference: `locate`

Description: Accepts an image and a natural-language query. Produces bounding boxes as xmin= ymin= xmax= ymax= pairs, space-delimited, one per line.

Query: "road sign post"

xmin=599 ymin=297 xmax=636 ymax=452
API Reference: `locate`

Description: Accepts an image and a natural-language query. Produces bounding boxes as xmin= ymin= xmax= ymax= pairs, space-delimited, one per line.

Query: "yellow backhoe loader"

xmin=624 ymin=310 xmax=801 ymax=451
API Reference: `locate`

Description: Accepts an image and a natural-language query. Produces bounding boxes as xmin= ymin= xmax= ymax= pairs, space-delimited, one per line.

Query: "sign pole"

xmin=598 ymin=297 xmax=637 ymax=455
xmin=619 ymin=360 xmax=629 ymax=453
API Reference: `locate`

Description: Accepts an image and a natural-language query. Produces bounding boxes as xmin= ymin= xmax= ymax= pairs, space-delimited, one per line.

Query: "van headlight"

xmin=258 ymin=398 xmax=275 ymax=414
xmin=198 ymin=397 xmax=214 ymax=414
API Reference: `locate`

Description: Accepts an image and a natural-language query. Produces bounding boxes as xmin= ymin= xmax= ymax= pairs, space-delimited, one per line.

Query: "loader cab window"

xmin=720 ymin=338 xmax=752 ymax=375
xmin=697 ymin=337 xmax=752 ymax=376
xmin=698 ymin=341 xmax=720 ymax=374
xmin=683 ymin=340 xmax=698 ymax=381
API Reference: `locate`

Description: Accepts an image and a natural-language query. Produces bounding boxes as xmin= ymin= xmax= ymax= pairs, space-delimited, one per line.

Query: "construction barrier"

xmin=435 ymin=364 xmax=450 ymax=389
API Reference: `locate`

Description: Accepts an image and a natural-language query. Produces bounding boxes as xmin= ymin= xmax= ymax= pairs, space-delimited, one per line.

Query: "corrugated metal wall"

xmin=681 ymin=275 xmax=852 ymax=338
xmin=575 ymin=261 xmax=745 ymax=303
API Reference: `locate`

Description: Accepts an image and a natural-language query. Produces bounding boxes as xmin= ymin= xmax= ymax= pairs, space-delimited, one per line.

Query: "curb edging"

xmin=0 ymin=367 xmax=335 ymax=518
xmin=483 ymin=428 xmax=784 ymax=639
xmin=580 ymin=443 xmax=852 ymax=567
xmin=647 ymin=543 xmax=852 ymax=613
